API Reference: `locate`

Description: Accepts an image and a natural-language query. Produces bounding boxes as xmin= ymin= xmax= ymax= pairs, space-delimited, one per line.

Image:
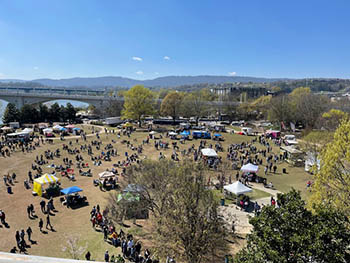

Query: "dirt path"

xmin=218 ymin=183 xmax=283 ymax=235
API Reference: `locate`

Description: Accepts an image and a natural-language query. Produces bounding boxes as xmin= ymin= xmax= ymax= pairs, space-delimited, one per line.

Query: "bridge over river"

xmin=0 ymin=86 xmax=240 ymax=109
xmin=0 ymin=88 xmax=121 ymax=109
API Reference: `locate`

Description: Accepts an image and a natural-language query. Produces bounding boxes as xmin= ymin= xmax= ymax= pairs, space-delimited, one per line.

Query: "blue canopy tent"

xmin=214 ymin=133 xmax=222 ymax=137
xmin=180 ymin=131 xmax=190 ymax=137
xmin=61 ymin=186 xmax=83 ymax=195
xmin=73 ymin=127 xmax=81 ymax=131
xmin=59 ymin=127 xmax=67 ymax=131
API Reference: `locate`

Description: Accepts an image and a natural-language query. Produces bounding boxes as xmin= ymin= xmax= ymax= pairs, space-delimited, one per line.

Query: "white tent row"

xmin=224 ymin=181 xmax=252 ymax=195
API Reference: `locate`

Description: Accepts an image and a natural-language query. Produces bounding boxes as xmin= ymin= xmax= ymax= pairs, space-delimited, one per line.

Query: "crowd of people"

xmin=89 ymin=205 xmax=159 ymax=263
xmin=0 ymin=122 xmax=305 ymax=262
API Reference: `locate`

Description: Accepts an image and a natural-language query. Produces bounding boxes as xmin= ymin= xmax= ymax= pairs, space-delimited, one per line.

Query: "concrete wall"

xmin=0 ymin=252 xmax=103 ymax=263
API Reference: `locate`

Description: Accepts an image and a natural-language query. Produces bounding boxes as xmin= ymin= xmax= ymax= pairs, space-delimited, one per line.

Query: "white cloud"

xmin=228 ymin=72 xmax=237 ymax=76
xmin=132 ymin=56 xmax=143 ymax=61
xmin=163 ymin=56 xmax=170 ymax=60
xmin=136 ymin=71 xmax=144 ymax=75
xmin=154 ymin=72 xmax=159 ymax=75
xmin=0 ymin=72 xmax=4 ymax=78
xmin=33 ymin=66 xmax=39 ymax=70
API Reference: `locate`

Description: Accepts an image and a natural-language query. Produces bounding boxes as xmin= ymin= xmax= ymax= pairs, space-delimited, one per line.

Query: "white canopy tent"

xmin=240 ymin=163 xmax=259 ymax=173
xmin=53 ymin=125 xmax=63 ymax=130
xmin=149 ymin=131 xmax=157 ymax=135
xmin=224 ymin=181 xmax=252 ymax=195
xmin=286 ymin=140 xmax=298 ymax=145
xmin=99 ymin=171 xmax=115 ymax=179
xmin=168 ymin=132 xmax=178 ymax=136
xmin=43 ymin=128 xmax=53 ymax=133
xmin=201 ymin=148 xmax=218 ymax=157
xmin=22 ymin=128 xmax=33 ymax=133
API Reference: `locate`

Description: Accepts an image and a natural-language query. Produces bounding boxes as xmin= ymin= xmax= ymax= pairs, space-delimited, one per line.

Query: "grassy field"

xmin=0 ymin=124 xmax=313 ymax=261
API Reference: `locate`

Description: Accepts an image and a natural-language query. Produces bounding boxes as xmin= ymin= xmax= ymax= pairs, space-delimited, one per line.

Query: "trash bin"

xmin=283 ymin=168 xmax=287 ymax=174
xmin=220 ymin=198 xmax=225 ymax=206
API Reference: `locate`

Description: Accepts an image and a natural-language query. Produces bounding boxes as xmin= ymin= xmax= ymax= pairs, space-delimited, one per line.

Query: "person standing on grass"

xmin=104 ymin=250 xmax=109 ymax=262
xmin=15 ymin=231 xmax=20 ymax=247
xmin=85 ymin=251 xmax=91 ymax=261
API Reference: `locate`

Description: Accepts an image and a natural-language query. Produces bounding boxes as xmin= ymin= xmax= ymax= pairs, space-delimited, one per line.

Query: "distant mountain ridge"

xmin=0 ymin=75 xmax=286 ymax=88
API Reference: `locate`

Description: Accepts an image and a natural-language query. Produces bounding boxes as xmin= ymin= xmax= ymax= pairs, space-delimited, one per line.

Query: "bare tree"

xmin=107 ymin=160 xmax=229 ymax=263
xmin=61 ymin=234 xmax=87 ymax=260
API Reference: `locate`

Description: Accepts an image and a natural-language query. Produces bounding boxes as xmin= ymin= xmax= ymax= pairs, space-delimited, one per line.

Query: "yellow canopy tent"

xmin=123 ymin=122 xmax=133 ymax=128
xmin=33 ymin=173 xmax=60 ymax=196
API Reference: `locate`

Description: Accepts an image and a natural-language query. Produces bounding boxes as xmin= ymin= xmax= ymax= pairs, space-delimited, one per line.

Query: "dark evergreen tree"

xmin=2 ymin=103 xmax=20 ymax=123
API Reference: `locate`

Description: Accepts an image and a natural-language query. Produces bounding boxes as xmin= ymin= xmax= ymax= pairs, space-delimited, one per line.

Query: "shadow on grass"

xmin=133 ymin=223 xmax=143 ymax=228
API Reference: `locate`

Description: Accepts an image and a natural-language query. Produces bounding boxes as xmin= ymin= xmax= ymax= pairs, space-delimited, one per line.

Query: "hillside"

xmin=0 ymin=75 xmax=283 ymax=89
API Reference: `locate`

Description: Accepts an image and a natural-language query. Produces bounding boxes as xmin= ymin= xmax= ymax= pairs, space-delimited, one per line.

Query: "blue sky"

xmin=0 ymin=0 xmax=349 ymax=80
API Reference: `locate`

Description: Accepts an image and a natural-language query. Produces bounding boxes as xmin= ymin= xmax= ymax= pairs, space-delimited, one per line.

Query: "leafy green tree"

xmin=3 ymin=103 xmax=20 ymax=123
xmin=38 ymin=103 xmax=49 ymax=122
xmin=160 ymin=91 xmax=184 ymax=123
xmin=65 ymin=103 xmax=77 ymax=121
xmin=320 ymin=108 xmax=349 ymax=131
xmin=20 ymin=104 xmax=39 ymax=123
xmin=60 ymin=105 xmax=68 ymax=121
xmin=250 ymin=95 xmax=272 ymax=119
xmin=49 ymin=103 xmax=61 ymax=122
xmin=157 ymin=89 xmax=171 ymax=100
xmin=235 ymin=190 xmax=350 ymax=263
xmin=310 ymin=119 xmax=350 ymax=216
xmin=121 ymin=85 xmax=155 ymax=127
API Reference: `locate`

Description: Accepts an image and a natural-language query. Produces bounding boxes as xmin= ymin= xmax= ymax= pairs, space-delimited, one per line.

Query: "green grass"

xmin=246 ymin=188 xmax=272 ymax=200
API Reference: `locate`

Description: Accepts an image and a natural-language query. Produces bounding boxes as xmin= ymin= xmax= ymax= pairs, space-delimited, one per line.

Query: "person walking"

xmin=27 ymin=206 xmax=32 ymax=219
xmin=40 ymin=200 xmax=46 ymax=213
xmin=46 ymin=203 xmax=51 ymax=215
xmin=46 ymin=214 xmax=53 ymax=230
xmin=38 ymin=218 xmax=43 ymax=232
xmin=26 ymin=227 xmax=32 ymax=242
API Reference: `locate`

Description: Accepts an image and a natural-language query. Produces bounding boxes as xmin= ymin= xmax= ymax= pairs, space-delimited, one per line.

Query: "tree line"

xmin=2 ymin=102 xmax=77 ymax=124
xmin=112 ymin=85 xmax=349 ymax=130
xmin=119 ymin=85 xmax=217 ymax=126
